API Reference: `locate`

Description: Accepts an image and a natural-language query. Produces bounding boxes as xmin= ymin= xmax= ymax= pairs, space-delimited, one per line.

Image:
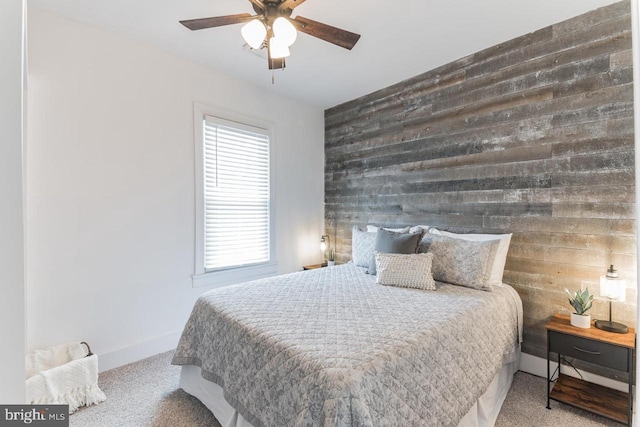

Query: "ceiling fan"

xmin=179 ymin=0 xmax=361 ymax=70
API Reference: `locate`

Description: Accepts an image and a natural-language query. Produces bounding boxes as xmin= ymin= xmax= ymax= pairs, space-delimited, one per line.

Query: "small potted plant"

xmin=565 ymin=287 xmax=593 ymax=328
xmin=327 ymin=249 xmax=336 ymax=267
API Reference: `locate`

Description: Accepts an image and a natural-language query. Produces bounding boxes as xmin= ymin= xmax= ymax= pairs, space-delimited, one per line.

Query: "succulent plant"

xmin=328 ymin=249 xmax=335 ymax=262
xmin=565 ymin=287 xmax=593 ymax=315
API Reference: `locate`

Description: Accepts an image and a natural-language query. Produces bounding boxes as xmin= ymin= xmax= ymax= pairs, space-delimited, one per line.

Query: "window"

xmin=203 ymin=117 xmax=271 ymax=270
xmin=193 ymin=105 xmax=277 ymax=287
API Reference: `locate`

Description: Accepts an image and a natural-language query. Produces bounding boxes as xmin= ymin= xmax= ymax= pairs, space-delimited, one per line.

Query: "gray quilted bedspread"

xmin=172 ymin=263 xmax=521 ymax=427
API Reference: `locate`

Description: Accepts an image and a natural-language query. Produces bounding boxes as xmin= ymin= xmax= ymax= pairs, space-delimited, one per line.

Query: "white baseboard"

xmin=97 ymin=332 xmax=181 ymax=372
xmin=518 ymin=352 xmax=628 ymax=392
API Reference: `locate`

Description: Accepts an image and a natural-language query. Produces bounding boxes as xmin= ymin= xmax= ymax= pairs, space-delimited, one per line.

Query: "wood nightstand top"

xmin=302 ymin=263 xmax=325 ymax=270
xmin=546 ymin=314 xmax=635 ymax=349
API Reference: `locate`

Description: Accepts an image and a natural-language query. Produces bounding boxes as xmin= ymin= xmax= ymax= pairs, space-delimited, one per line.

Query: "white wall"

xmin=26 ymin=7 xmax=325 ymax=369
xmin=0 ymin=0 xmax=25 ymax=403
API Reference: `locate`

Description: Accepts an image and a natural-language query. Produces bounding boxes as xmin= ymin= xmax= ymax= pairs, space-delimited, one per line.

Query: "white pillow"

xmin=409 ymin=225 xmax=432 ymax=234
xmin=375 ymin=252 xmax=436 ymax=291
xmin=352 ymin=226 xmax=376 ymax=268
xmin=429 ymin=229 xmax=512 ymax=286
xmin=366 ymin=225 xmax=410 ymax=233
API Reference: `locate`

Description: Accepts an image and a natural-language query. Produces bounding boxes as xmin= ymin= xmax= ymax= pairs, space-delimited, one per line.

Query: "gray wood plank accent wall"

xmin=324 ymin=0 xmax=635 ymax=363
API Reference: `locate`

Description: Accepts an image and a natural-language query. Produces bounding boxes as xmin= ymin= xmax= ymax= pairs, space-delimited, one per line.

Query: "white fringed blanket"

xmin=26 ymin=342 xmax=106 ymax=413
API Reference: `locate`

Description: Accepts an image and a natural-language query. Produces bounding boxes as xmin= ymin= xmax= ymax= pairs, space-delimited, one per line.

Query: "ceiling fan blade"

xmin=292 ymin=16 xmax=361 ymax=50
xmin=279 ymin=0 xmax=307 ymax=11
xmin=180 ymin=13 xmax=253 ymax=31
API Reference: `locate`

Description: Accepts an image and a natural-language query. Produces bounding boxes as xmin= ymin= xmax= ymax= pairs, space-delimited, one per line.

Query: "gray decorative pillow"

xmin=375 ymin=252 xmax=436 ymax=290
xmin=430 ymin=228 xmax=512 ymax=286
xmin=351 ymin=226 xmax=376 ymax=268
xmin=367 ymin=229 xmax=423 ymax=275
xmin=421 ymin=234 xmax=499 ymax=291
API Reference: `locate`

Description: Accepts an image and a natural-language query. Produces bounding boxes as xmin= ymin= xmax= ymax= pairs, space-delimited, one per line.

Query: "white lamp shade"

xmin=273 ymin=17 xmax=297 ymax=47
xmin=269 ymin=36 xmax=290 ymax=59
xmin=320 ymin=240 xmax=327 ymax=252
xmin=241 ymin=19 xmax=267 ymax=49
xmin=600 ymin=275 xmax=626 ymax=302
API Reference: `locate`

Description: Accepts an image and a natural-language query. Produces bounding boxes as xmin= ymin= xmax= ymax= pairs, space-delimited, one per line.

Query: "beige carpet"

xmin=71 ymin=351 xmax=619 ymax=426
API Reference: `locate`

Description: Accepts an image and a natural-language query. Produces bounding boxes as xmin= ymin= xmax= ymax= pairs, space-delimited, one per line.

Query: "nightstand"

xmin=546 ymin=314 xmax=635 ymax=425
xmin=302 ymin=263 xmax=326 ymax=270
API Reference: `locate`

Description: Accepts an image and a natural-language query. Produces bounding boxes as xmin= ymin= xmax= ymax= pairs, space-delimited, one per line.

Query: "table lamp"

xmin=320 ymin=235 xmax=330 ymax=266
xmin=594 ymin=265 xmax=628 ymax=333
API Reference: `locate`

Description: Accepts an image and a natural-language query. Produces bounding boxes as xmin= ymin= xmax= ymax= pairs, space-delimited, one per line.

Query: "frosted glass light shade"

xmin=600 ymin=275 xmax=626 ymax=302
xmin=241 ymin=19 xmax=267 ymax=49
xmin=595 ymin=265 xmax=628 ymax=333
xmin=320 ymin=240 xmax=327 ymax=252
xmin=269 ymin=36 xmax=290 ymax=59
xmin=273 ymin=17 xmax=297 ymax=46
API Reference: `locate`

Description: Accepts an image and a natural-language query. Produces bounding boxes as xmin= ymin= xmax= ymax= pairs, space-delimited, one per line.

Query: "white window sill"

xmin=192 ymin=261 xmax=279 ymax=289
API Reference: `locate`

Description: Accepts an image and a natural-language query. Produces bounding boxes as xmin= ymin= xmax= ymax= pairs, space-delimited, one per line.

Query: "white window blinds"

xmin=203 ymin=116 xmax=271 ymax=271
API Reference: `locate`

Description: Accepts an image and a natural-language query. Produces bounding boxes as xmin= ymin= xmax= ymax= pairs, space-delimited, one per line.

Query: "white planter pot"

xmin=327 ymin=261 xmax=336 ymax=267
xmin=570 ymin=313 xmax=591 ymax=329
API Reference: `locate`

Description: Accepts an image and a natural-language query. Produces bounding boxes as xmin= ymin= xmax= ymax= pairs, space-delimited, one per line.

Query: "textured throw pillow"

xmin=430 ymin=229 xmax=512 ymax=286
xmin=367 ymin=228 xmax=423 ymax=275
xmin=375 ymin=252 xmax=436 ymax=290
xmin=421 ymin=234 xmax=499 ymax=291
xmin=351 ymin=226 xmax=376 ymax=268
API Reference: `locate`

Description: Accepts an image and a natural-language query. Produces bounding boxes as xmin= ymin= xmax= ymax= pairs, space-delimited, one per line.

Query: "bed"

xmin=172 ymin=260 xmax=522 ymax=427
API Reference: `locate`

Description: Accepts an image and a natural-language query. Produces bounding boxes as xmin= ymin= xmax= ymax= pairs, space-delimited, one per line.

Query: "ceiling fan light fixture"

xmin=180 ymin=1 xmax=361 ymax=71
xmin=241 ymin=19 xmax=266 ymax=49
xmin=273 ymin=17 xmax=297 ymax=47
xmin=269 ymin=36 xmax=290 ymax=59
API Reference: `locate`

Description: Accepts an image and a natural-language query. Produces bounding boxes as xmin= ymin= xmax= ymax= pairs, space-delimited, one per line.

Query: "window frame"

xmin=192 ymin=103 xmax=277 ymax=288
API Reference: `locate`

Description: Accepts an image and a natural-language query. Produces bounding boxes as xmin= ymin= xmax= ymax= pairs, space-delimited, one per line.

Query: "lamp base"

xmin=594 ymin=319 xmax=628 ymax=334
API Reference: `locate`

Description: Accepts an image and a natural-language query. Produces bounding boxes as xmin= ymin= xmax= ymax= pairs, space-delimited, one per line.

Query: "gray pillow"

xmin=367 ymin=228 xmax=423 ymax=275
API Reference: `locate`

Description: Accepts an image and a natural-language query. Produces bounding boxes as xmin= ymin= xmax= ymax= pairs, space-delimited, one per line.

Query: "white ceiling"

xmin=30 ymin=0 xmax=621 ymax=109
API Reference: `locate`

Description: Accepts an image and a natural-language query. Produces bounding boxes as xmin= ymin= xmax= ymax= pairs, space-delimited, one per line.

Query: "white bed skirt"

xmin=179 ymin=351 xmax=520 ymax=427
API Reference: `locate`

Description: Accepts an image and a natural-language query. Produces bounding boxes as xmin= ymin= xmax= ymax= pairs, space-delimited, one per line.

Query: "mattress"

xmin=172 ymin=263 xmax=522 ymax=426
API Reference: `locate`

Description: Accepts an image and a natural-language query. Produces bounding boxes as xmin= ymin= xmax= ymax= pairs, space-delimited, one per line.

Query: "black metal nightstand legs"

xmin=546 ymin=333 xmax=551 ymax=409
xmin=628 ymin=348 xmax=633 ymax=426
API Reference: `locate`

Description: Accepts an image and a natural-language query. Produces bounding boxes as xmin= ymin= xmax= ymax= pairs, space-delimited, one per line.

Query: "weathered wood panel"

xmin=324 ymin=0 xmax=636 ymax=370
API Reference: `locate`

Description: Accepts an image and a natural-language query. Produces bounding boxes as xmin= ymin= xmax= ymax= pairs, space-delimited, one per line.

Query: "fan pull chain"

xmin=272 ymin=70 xmax=275 ymax=85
